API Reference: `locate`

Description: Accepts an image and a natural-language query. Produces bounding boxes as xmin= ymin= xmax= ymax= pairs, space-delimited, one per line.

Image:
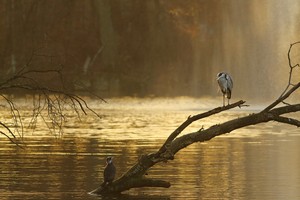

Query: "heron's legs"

xmin=223 ymin=95 xmax=225 ymax=107
xmin=227 ymin=98 xmax=230 ymax=105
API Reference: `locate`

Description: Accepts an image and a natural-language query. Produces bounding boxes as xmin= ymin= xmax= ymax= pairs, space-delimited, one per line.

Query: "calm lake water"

xmin=0 ymin=97 xmax=299 ymax=200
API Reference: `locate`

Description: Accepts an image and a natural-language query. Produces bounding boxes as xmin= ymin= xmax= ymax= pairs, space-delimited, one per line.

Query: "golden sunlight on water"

xmin=0 ymin=97 xmax=299 ymax=200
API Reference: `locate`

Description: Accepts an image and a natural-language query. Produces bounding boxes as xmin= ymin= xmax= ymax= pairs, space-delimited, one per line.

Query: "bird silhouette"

xmin=102 ymin=156 xmax=116 ymax=187
xmin=217 ymin=72 xmax=233 ymax=106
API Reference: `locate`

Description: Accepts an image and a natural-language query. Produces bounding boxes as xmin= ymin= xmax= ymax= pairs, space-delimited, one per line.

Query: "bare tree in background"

xmin=90 ymin=43 xmax=300 ymax=195
xmin=0 ymin=49 xmax=104 ymax=147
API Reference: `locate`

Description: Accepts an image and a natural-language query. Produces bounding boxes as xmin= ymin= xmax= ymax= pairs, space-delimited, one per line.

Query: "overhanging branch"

xmin=0 ymin=68 xmax=103 ymax=143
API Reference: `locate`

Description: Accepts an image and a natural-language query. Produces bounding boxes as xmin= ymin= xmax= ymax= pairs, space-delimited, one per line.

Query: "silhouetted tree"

xmin=0 ymin=50 xmax=104 ymax=146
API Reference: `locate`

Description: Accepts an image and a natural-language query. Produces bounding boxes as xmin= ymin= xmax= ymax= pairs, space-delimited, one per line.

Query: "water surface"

xmin=0 ymin=98 xmax=299 ymax=200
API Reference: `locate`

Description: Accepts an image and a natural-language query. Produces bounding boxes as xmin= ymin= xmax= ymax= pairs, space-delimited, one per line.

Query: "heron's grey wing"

xmin=217 ymin=77 xmax=227 ymax=93
xmin=226 ymin=74 xmax=233 ymax=90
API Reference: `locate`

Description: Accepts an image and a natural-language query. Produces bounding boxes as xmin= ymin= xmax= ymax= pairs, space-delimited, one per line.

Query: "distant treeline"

xmin=0 ymin=1 xmax=298 ymax=99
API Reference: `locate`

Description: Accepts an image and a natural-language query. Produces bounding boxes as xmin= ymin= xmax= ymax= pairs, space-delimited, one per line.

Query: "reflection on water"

xmin=0 ymin=98 xmax=300 ymax=200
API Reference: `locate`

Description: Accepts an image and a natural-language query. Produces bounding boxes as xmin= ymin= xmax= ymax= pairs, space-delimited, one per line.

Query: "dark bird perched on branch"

xmin=217 ymin=72 xmax=233 ymax=106
xmin=102 ymin=157 xmax=116 ymax=187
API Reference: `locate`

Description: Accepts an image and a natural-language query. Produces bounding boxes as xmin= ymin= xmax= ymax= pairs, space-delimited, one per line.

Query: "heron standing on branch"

xmin=217 ymin=72 xmax=233 ymax=106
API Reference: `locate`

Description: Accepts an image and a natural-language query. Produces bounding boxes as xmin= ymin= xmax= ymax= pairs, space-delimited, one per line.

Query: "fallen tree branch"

xmin=90 ymin=42 xmax=300 ymax=195
xmin=91 ymin=103 xmax=300 ymax=195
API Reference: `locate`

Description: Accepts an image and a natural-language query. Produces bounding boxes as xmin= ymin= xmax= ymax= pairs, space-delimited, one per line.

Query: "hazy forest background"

xmin=1 ymin=0 xmax=299 ymax=100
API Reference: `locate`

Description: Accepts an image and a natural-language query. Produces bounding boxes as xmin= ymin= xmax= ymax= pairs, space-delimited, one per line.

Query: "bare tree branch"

xmin=91 ymin=102 xmax=300 ymax=195
xmin=0 ymin=67 xmax=103 ymax=144
xmin=156 ymin=100 xmax=246 ymax=155
xmin=263 ymin=41 xmax=300 ymax=112
xmin=0 ymin=94 xmax=24 ymax=138
xmin=262 ymin=82 xmax=300 ymax=112
xmin=0 ymin=131 xmax=23 ymax=148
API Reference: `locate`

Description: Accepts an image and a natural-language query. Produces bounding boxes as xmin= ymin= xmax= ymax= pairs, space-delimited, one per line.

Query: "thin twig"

xmin=262 ymin=41 xmax=300 ymax=112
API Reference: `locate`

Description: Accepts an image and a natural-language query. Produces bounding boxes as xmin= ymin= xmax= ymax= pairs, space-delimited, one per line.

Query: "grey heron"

xmin=102 ymin=156 xmax=116 ymax=186
xmin=217 ymin=72 xmax=233 ymax=106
